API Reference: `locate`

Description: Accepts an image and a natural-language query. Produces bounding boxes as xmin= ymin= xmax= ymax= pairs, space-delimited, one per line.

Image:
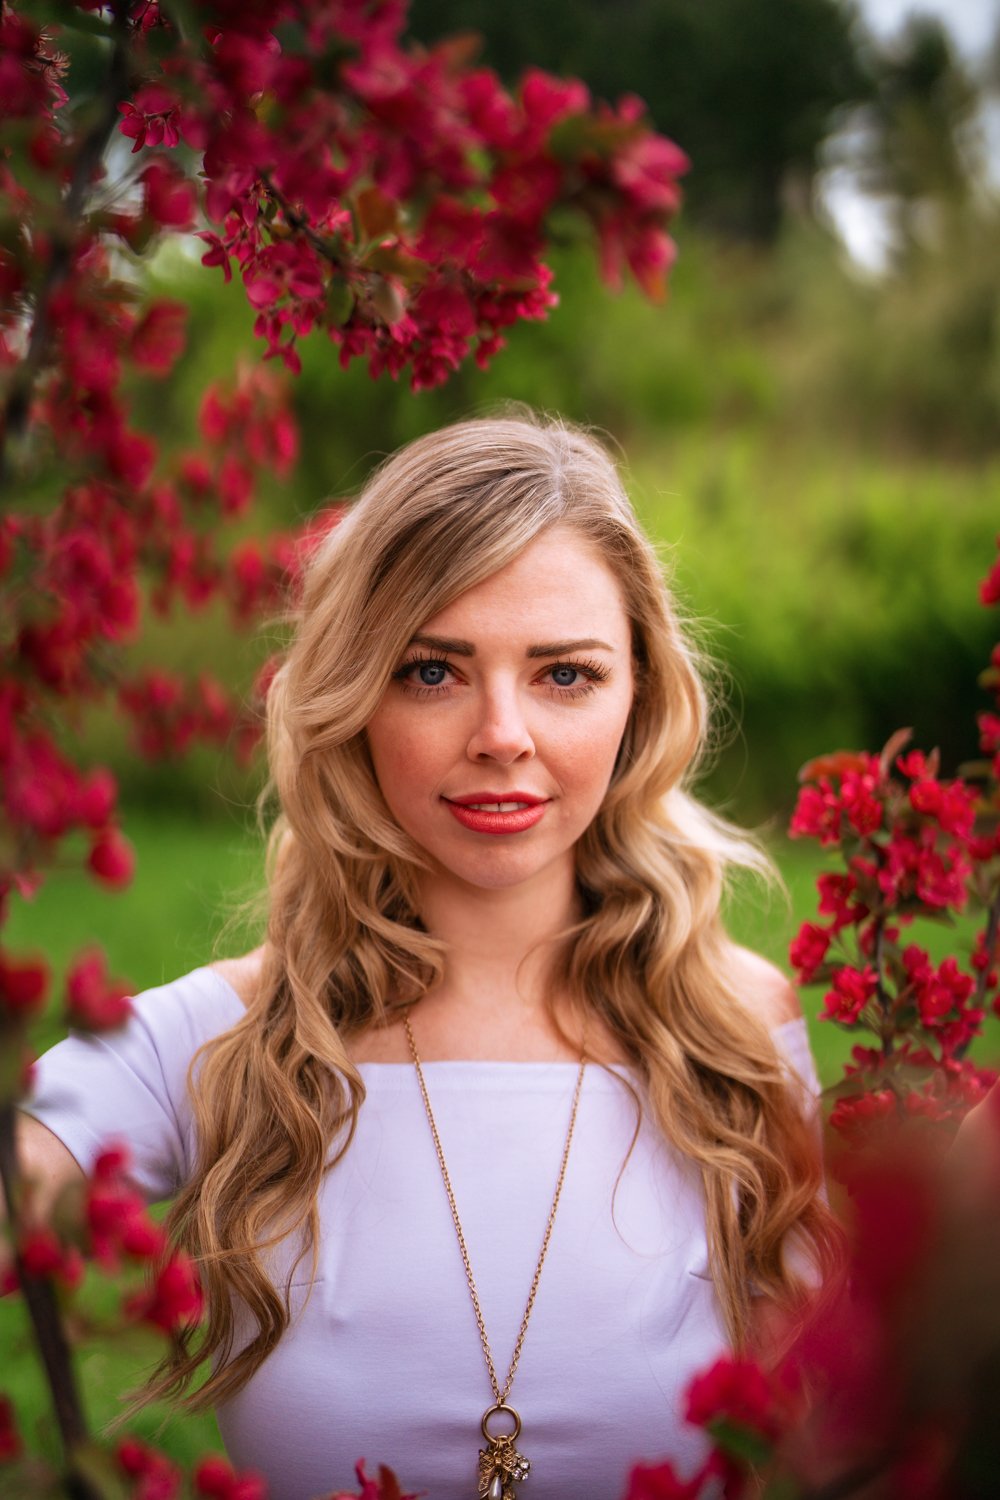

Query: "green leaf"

xmin=763 ymin=1476 xmax=803 ymax=1500
xmin=958 ymin=758 xmax=994 ymax=780
xmin=547 ymin=114 xmax=594 ymax=164
xmin=273 ymin=20 xmax=309 ymax=55
xmin=708 ymin=1418 xmax=774 ymax=1465
xmin=157 ymin=0 xmax=203 ymax=51
xmin=325 ymin=279 xmax=355 ymax=327
xmin=364 ymin=243 xmax=431 ymax=285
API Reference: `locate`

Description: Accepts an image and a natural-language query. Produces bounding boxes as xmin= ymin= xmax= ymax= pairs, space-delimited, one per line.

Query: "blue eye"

xmin=549 ymin=665 xmax=579 ymax=688
xmin=394 ymin=656 xmax=453 ymax=690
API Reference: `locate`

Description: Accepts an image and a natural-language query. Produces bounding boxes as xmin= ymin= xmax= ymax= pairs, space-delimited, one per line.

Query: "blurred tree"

xmin=407 ymin=0 xmax=870 ymax=242
xmin=851 ymin=14 xmax=982 ymax=260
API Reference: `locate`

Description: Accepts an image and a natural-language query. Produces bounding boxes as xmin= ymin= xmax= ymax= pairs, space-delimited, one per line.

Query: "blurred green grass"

xmin=7 ymin=805 xmax=996 ymax=1086
xmin=0 ymin=804 xmax=865 ymax=1081
xmin=4 ymin=807 xmax=998 ymax=1466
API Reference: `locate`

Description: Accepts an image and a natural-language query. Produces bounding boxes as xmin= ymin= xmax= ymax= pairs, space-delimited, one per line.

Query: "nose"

xmin=466 ymin=681 xmax=535 ymax=764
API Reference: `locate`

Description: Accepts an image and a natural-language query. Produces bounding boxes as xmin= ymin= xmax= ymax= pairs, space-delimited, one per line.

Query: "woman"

xmin=18 ymin=412 xmax=838 ymax=1500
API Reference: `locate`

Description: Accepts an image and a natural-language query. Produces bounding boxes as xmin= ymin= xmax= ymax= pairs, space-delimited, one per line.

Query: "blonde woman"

xmin=18 ymin=413 xmax=838 ymax=1500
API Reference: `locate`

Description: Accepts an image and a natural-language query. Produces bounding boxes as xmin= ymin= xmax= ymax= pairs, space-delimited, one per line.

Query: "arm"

xmin=1 ymin=1114 xmax=85 ymax=1278
xmin=13 ymin=1113 xmax=84 ymax=1212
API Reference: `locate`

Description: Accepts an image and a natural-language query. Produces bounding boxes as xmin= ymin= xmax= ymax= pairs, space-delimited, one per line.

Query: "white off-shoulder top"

xmin=24 ymin=966 xmax=820 ymax=1500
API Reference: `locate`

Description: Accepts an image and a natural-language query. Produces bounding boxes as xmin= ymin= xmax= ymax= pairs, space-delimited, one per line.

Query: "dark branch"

xmin=259 ymin=170 xmax=349 ymax=268
xmin=0 ymin=1099 xmax=101 ymax=1499
xmin=870 ymin=914 xmax=894 ymax=1055
xmin=959 ymin=879 xmax=1000 ymax=1060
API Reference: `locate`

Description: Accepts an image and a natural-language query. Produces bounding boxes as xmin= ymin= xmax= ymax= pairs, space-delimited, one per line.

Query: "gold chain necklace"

xmin=403 ymin=1014 xmax=587 ymax=1500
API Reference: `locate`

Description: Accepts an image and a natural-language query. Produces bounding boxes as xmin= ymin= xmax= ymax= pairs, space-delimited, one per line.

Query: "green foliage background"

xmin=107 ymin=213 xmax=999 ymax=823
xmin=8 ymin=0 xmax=1000 ymax=1475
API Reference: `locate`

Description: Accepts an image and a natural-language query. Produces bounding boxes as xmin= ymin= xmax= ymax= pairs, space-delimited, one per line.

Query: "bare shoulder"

xmin=731 ymin=945 xmax=803 ymax=1029
xmin=209 ymin=945 xmax=266 ymax=1010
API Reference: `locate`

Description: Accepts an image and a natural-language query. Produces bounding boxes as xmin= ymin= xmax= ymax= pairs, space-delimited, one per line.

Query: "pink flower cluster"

xmin=2 ymin=0 xmax=682 ymax=1026
xmin=624 ymin=1096 xmax=1000 ymax=1499
xmin=105 ymin=4 xmax=687 ymax=387
xmin=787 ymin=538 xmax=1000 ymax=1140
xmin=2 ymin=1144 xmax=203 ymax=1335
xmin=115 ymin=1439 xmax=268 ymax=1500
xmin=0 ymin=365 xmax=301 ymax=1022
xmin=0 ymin=941 xmax=131 ymax=1030
xmin=1 ymin=8 xmax=686 ymax=1495
xmin=623 ymin=1354 xmax=799 ymax=1499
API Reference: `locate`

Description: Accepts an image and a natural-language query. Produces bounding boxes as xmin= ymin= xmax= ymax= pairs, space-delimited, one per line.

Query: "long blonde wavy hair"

xmin=153 ymin=411 xmax=839 ymax=1410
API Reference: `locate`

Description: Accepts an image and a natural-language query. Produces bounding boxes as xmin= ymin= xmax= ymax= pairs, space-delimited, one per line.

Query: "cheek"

xmin=367 ymin=709 xmax=445 ymax=808
xmin=557 ymin=700 xmax=632 ymax=795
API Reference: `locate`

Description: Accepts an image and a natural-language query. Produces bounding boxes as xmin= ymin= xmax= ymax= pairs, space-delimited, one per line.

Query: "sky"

xmin=821 ymin=0 xmax=998 ymax=269
xmin=860 ymin=0 xmax=996 ymax=57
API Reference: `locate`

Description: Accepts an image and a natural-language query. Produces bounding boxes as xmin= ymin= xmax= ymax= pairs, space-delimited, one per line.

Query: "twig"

xmin=958 ymin=880 xmax=1000 ymax=1060
xmin=259 ymin=169 xmax=348 ymax=268
xmin=870 ymin=914 xmax=893 ymax=1057
xmin=974 ymin=883 xmax=1000 ymax=1010
xmin=0 ymin=4 xmax=133 ymax=496
xmin=0 ymin=1099 xmax=102 ymax=1499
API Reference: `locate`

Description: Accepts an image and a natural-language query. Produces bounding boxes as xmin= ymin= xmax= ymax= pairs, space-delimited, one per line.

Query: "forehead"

xmin=419 ymin=526 xmax=630 ymax=644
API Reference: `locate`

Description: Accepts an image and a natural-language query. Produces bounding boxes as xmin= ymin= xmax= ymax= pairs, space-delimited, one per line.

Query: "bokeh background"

xmin=7 ymin=0 xmax=999 ymax=1055
xmin=6 ymin=0 xmax=1000 ymax=1466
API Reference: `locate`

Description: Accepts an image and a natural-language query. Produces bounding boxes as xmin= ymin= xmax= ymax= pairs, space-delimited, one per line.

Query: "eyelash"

xmin=392 ymin=653 xmax=611 ymax=700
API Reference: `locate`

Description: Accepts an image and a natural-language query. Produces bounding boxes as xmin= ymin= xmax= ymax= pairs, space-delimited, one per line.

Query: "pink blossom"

xmin=127 ymin=1251 xmax=204 ymax=1334
xmin=829 ymin=1089 xmax=896 ymax=1144
xmin=117 ymin=86 xmax=182 ymax=153
xmin=131 ymin=301 xmax=187 ymax=373
xmin=87 ymin=827 xmax=136 ymax=889
xmin=141 ymin=159 xmax=197 ymax=231
xmin=979 ymin=546 xmax=1000 ymax=605
xmin=0 ymin=1395 xmax=22 ymax=1463
xmin=86 ymin=1145 xmax=166 ymax=1269
xmin=789 ymin=921 xmax=832 ymax=982
xmin=822 ymin=964 xmax=879 ymax=1024
xmin=117 ymin=1436 xmax=182 ymax=1500
xmin=685 ymin=1353 xmax=789 ymax=1443
xmin=0 ymin=951 xmax=49 ymax=1021
xmin=194 ymin=1455 xmax=268 ymax=1500
xmin=66 ymin=949 xmax=132 ymax=1031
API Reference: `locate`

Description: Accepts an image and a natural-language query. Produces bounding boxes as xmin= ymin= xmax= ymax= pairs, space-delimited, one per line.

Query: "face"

xmin=365 ymin=525 xmax=635 ymax=897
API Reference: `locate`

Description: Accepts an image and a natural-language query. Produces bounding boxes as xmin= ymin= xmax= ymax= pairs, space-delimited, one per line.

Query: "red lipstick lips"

xmin=443 ymin=791 xmax=548 ymax=836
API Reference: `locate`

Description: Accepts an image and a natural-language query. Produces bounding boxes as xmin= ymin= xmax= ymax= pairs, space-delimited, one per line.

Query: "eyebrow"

xmin=408 ymin=633 xmax=616 ymax=657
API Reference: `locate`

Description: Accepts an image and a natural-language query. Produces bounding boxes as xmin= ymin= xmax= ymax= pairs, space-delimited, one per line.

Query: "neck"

xmin=419 ymin=858 xmax=579 ymax=1004
xmin=409 ymin=858 xmax=584 ymax=1059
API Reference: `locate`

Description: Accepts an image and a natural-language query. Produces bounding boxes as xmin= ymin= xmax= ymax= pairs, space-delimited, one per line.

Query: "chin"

xmin=431 ymin=845 xmax=565 ymax=893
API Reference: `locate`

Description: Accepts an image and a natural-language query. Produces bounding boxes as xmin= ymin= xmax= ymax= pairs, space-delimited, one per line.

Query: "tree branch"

xmin=0 ymin=1099 xmax=102 ymax=1500
xmin=870 ymin=914 xmax=894 ymax=1056
xmin=259 ymin=169 xmax=349 ymax=268
xmin=958 ymin=879 xmax=1000 ymax=1060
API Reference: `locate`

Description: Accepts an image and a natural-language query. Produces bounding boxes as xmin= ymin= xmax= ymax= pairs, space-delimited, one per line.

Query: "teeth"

xmin=467 ymin=802 xmax=529 ymax=812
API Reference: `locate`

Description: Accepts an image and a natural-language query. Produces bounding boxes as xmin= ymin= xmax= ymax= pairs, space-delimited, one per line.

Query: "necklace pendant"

xmin=478 ymin=1430 xmax=530 ymax=1499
